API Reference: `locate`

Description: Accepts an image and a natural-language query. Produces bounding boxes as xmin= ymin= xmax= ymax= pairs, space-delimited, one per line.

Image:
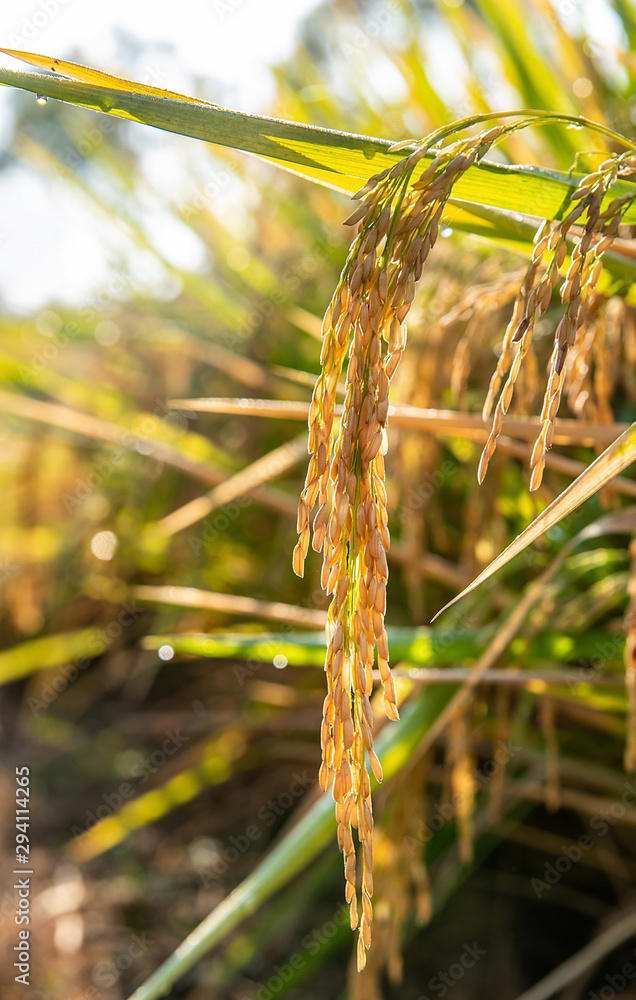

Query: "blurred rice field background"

xmin=3 ymin=1 xmax=636 ymax=998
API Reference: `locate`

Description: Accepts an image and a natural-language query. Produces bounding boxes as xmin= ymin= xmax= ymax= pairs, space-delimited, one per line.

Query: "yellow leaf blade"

xmin=433 ymin=421 xmax=636 ymax=620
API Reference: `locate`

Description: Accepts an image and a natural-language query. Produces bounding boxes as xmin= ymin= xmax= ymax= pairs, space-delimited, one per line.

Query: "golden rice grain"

xmin=295 ymin=123 xmax=510 ymax=968
xmin=480 ymin=151 xmax=636 ymax=491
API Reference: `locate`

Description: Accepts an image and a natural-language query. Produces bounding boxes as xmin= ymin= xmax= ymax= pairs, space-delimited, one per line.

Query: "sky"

xmin=0 ymin=0 xmax=324 ymax=313
xmin=0 ymin=0 xmax=628 ymax=315
xmin=0 ymin=0 xmax=323 ymax=109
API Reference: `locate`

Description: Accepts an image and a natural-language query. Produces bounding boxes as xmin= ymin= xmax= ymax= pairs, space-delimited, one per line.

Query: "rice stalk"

xmin=447 ymin=708 xmax=476 ymax=863
xmin=293 ymin=124 xmax=506 ymax=966
xmin=480 ymin=152 xmax=636 ymax=490
xmin=153 ymin=435 xmax=305 ymax=536
xmin=168 ymin=395 xmax=633 ymax=448
xmin=132 ymin=584 xmax=327 ymax=628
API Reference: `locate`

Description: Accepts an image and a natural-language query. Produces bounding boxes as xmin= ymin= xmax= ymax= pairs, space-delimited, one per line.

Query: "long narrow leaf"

xmin=2 ymin=51 xmax=636 ymax=222
xmin=434 ymin=422 xmax=636 ymax=619
xmin=0 ymin=628 xmax=107 ymax=684
xmin=141 ymin=628 xmax=623 ymax=668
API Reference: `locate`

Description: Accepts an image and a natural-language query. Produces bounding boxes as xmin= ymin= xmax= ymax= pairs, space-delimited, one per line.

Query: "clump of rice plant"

xmin=293 ymin=123 xmax=505 ymax=967
xmin=296 ymin=125 xmax=636 ymax=966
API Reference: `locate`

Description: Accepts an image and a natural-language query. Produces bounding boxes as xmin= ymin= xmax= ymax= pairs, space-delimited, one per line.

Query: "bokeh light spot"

xmin=90 ymin=530 xmax=118 ymax=561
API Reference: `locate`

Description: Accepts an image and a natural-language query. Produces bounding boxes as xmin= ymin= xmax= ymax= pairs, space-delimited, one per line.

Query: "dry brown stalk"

xmin=447 ymin=708 xmax=476 ymax=863
xmin=505 ymin=823 xmax=636 ymax=879
xmin=293 ymin=124 xmax=505 ymax=967
xmin=0 ymin=389 xmax=229 ymax=488
xmin=133 ymin=584 xmax=327 ymax=628
xmin=508 ymin=782 xmax=636 ymax=827
xmin=539 ymin=696 xmax=561 ymax=812
xmin=169 ymin=397 xmax=632 ymax=448
xmin=480 ymin=152 xmax=636 ymax=491
xmin=153 ymin=435 xmax=305 ymax=536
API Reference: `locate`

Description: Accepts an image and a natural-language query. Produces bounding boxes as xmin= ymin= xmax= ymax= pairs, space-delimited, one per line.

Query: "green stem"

xmin=421 ymin=109 xmax=636 ymax=154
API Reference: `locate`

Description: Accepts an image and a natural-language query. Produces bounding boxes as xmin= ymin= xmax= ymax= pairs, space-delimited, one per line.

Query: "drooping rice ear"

xmin=296 ymin=125 xmax=506 ymax=968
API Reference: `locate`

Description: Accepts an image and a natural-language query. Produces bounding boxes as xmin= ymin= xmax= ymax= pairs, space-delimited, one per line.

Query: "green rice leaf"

xmin=2 ymin=50 xmax=636 ymax=225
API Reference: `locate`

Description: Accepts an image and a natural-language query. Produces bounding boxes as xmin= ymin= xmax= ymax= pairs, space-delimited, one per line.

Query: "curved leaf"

xmin=434 ymin=422 xmax=636 ymax=620
xmin=2 ymin=50 xmax=636 ymax=223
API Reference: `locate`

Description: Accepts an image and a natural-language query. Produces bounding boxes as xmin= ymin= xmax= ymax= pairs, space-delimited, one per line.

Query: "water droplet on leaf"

xmin=35 ymin=94 xmax=48 ymax=106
